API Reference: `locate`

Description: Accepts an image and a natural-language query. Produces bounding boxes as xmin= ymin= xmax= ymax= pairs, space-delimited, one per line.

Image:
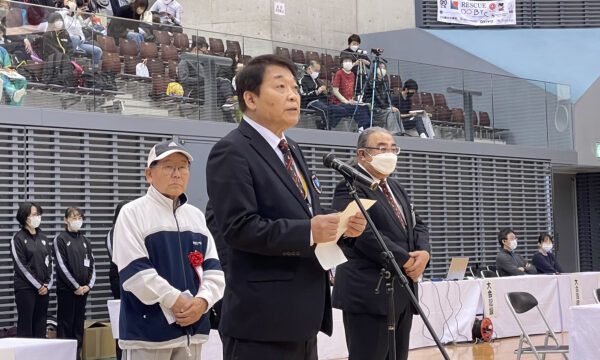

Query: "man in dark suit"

xmin=206 ymin=54 xmax=366 ymax=360
xmin=332 ymin=127 xmax=431 ymax=360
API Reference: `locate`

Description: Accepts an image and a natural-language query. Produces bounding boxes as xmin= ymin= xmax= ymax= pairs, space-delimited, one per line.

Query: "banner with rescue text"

xmin=437 ymin=0 xmax=516 ymax=26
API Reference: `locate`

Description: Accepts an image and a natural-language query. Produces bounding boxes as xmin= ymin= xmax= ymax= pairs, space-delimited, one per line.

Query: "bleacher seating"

xmin=154 ymin=30 xmax=172 ymax=46
xmin=6 ymin=8 xmax=23 ymax=27
xmin=147 ymin=58 xmax=165 ymax=76
xmin=226 ymin=40 xmax=242 ymax=55
xmin=161 ymin=44 xmax=179 ymax=62
xmin=209 ymin=38 xmax=225 ymax=55
xmin=173 ymin=33 xmax=190 ymax=51
xmin=479 ymin=111 xmax=491 ymax=127
xmin=306 ymin=51 xmax=320 ymax=64
xmin=390 ymin=75 xmax=402 ymax=93
xmin=451 ymin=108 xmax=464 ymax=123
xmin=291 ymin=49 xmax=306 ymax=64
xmin=96 ymin=36 xmax=118 ymax=54
xmin=276 ymin=47 xmax=291 ymax=60
xmin=140 ymin=42 xmax=159 ymax=59
xmin=119 ymin=39 xmax=138 ymax=57
xmin=123 ymin=56 xmax=139 ymax=75
xmin=102 ymin=52 xmax=122 ymax=73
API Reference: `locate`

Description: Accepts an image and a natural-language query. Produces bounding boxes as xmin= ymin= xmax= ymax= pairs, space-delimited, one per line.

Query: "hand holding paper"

xmin=315 ymin=199 xmax=376 ymax=270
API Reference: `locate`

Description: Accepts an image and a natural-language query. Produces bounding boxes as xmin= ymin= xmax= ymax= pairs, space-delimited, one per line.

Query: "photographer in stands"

xmin=495 ymin=228 xmax=537 ymax=276
xmin=342 ymin=33 xmax=370 ymax=83
xmin=363 ymin=62 xmax=403 ymax=135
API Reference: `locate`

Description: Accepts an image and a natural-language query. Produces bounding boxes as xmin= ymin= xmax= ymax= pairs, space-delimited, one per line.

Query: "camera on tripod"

xmin=371 ymin=48 xmax=384 ymax=55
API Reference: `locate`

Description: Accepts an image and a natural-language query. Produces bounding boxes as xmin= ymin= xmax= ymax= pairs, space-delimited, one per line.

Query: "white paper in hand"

xmin=161 ymin=290 xmax=193 ymax=324
xmin=314 ymin=199 xmax=376 ymax=270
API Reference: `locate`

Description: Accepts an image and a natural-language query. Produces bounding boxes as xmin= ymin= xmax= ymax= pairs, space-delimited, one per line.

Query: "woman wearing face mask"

xmin=108 ymin=0 xmax=148 ymax=51
xmin=54 ymin=206 xmax=96 ymax=360
xmin=531 ymin=233 xmax=563 ymax=274
xmin=495 ymin=228 xmax=537 ymax=276
xmin=11 ymin=202 xmax=54 ymax=338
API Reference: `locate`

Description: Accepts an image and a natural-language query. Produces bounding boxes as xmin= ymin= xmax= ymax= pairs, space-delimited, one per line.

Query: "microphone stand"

xmin=342 ymin=176 xmax=450 ymax=360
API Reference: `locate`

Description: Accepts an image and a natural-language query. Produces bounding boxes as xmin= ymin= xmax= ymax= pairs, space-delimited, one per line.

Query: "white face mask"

xmin=378 ymin=69 xmax=387 ymax=78
xmin=67 ymin=2 xmax=76 ymax=13
xmin=508 ymin=239 xmax=518 ymax=250
xmin=29 ymin=216 xmax=42 ymax=229
xmin=69 ymin=220 xmax=83 ymax=232
xmin=350 ymin=45 xmax=359 ymax=52
xmin=310 ymin=71 xmax=319 ymax=80
xmin=542 ymin=243 xmax=553 ymax=252
xmin=136 ymin=7 xmax=145 ymax=14
xmin=54 ymin=21 xmax=64 ymax=29
xmin=369 ymin=152 xmax=398 ymax=176
xmin=342 ymin=62 xmax=353 ymax=71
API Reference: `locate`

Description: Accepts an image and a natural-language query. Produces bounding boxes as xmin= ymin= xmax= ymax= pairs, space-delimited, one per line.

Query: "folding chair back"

xmin=480 ymin=269 xmax=498 ymax=279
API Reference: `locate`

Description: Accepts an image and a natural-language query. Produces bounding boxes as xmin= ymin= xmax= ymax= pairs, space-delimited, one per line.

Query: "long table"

xmin=0 ymin=338 xmax=77 ymax=360
xmin=108 ymin=272 xmax=600 ymax=360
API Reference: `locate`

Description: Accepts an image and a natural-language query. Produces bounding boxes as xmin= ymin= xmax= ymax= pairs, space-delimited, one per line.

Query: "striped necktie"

xmin=277 ymin=139 xmax=307 ymax=199
xmin=380 ymin=179 xmax=406 ymax=230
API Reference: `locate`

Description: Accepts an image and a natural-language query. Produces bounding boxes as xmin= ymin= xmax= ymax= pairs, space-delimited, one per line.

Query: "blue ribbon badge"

xmin=311 ymin=174 xmax=322 ymax=194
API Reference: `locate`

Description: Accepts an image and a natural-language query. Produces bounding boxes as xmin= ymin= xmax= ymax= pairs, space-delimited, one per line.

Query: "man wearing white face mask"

xmin=54 ymin=206 xmax=95 ymax=360
xmin=331 ymin=127 xmax=430 ymax=360
xmin=495 ymin=228 xmax=537 ymax=277
xmin=299 ymin=60 xmax=334 ymax=130
xmin=531 ymin=233 xmax=563 ymax=274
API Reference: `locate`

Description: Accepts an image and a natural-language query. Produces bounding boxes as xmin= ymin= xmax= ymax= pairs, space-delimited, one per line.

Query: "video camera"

xmin=371 ymin=48 xmax=384 ymax=55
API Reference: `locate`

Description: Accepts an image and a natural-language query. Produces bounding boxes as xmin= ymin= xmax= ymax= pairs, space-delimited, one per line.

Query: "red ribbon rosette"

xmin=188 ymin=251 xmax=204 ymax=287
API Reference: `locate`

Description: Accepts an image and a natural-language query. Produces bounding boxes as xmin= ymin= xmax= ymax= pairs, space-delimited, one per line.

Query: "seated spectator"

xmin=0 ymin=43 xmax=27 ymax=105
xmin=59 ymin=0 xmax=102 ymax=68
xmin=396 ymin=79 xmax=432 ymax=138
xmin=495 ymin=228 xmax=537 ymax=276
xmin=216 ymin=49 xmax=238 ymax=106
xmin=149 ymin=0 xmax=181 ymax=27
xmin=362 ymin=63 xmax=403 ymax=135
xmin=330 ymin=54 xmax=370 ymax=131
xmin=531 ymin=233 xmax=563 ymax=274
xmin=341 ymin=33 xmax=370 ymax=87
xmin=177 ymin=52 xmax=204 ymax=99
xmin=108 ymin=0 xmax=148 ymax=51
xmin=191 ymin=38 xmax=208 ymax=55
xmin=299 ymin=60 xmax=330 ymax=129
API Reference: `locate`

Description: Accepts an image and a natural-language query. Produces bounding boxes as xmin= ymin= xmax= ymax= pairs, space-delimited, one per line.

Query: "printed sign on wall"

xmin=437 ymin=0 xmax=516 ymax=26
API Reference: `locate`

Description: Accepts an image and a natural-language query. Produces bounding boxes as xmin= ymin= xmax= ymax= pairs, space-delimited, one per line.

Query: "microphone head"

xmin=323 ymin=153 xmax=336 ymax=168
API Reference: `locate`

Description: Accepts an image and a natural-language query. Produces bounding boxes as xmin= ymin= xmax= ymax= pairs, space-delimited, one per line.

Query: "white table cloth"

xmin=556 ymin=272 xmax=600 ymax=331
xmin=568 ymin=304 xmax=600 ymax=360
xmin=409 ymin=279 xmax=481 ymax=349
xmin=476 ymin=275 xmax=562 ymax=339
xmin=0 ymin=338 xmax=77 ymax=360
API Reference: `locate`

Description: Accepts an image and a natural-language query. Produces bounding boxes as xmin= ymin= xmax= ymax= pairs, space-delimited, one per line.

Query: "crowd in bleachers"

xmin=0 ymin=0 xmax=498 ymax=140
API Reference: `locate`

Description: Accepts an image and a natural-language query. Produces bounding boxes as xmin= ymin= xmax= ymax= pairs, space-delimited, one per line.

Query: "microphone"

xmin=323 ymin=154 xmax=378 ymax=191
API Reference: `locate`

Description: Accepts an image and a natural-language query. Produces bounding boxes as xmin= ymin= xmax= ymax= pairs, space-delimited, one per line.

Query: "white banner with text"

xmin=437 ymin=0 xmax=516 ymax=26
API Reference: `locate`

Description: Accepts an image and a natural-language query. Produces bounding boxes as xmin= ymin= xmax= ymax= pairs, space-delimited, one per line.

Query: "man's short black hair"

xmin=197 ymin=39 xmax=208 ymax=49
xmin=16 ymin=202 xmax=43 ymax=228
xmin=403 ymin=79 xmax=418 ymax=92
xmin=340 ymin=53 xmax=353 ymax=63
xmin=498 ymin=227 xmax=514 ymax=247
xmin=236 ymin=54 xmax=297 ymax=112
xmin=348 ymin=34 xmax=361 ymax=45
xmin=538 ymin=233 xmax=553 ymax=244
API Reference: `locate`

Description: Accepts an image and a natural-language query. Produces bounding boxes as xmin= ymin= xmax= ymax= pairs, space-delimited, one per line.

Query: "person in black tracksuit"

xmin=106 ymin=200 xmax=129 ymax=360
xmin=11 ymin=202 xmax=54 ymax=338
xmin=54 ymin=206 xmax=95 ymax=360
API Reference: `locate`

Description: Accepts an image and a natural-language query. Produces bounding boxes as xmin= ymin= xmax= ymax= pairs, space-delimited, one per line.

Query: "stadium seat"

xmin=119 ymin=39 xmax=138 ymax=57
xmin=140 ymin=42 xmax=159 ymax=59
xmin=96 ymin=36 xmax=117 ymax=54
xmin=291 ymin=49 xmax=306 ymax=64
xmin=471 ymin=111 xmax=478 ymax=125
xmin=390 ymin=75 xmax=402 ymax=92
xmin=333 ymin=56 xmax=340 ymax=66
xmin=306 ymin=51 xmax=320 ymax=64
xmin=168 ymin=60 xmax=178 ymax=80
xmin=6 ymin=8 xmax=23 ymax=27
xmin=479 ymin=111 xmax=491 ymax=127
xmin=209 ymin=38 xmax=225 ymax=55
xmin=147 ymin=58 xmax=165 ymax=76
xmin=276 ymin=47 xmax=291 ymax=60
xmin=161 ymin=44 xmax=179 ymax=62
xmin=410 ymin=93 xmax=422 ymax=110
xmin=123 ymin=56 xmax=139 ymax=75
xmin=420 ymin=92 xmax=434 ymax=106
xmin=101 ymin=52 xmax=121 ymax=73
xmin=321 ymin=53 xmax=334 ymax=68
xmin=173 ymin=33 xmax=190 ymax=51
xmin=433 ymin=93 xmax=447 ymax=108
xmin=451 ymin=108 xmax=464 ymax=123
xmin=153 ymin=30 xmax=172 ymax=46
xmin=435 ymin=106 xmax=452 ymax=122
xmin=226 ymin=40 xmax=241 ymax=55
xmin=151 ymin=74 xmax=170 ymax=97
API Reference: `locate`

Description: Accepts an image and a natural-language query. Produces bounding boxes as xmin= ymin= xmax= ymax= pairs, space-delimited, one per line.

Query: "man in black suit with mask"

xmin=206 ymin=54 xmax=366 ymax=360
xmin=332 ymin=127 xmax=430 ymax=360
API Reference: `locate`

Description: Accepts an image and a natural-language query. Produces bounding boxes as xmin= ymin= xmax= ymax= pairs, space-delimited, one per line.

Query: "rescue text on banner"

xmin=437 ymin=0 xmax=516 ymax=26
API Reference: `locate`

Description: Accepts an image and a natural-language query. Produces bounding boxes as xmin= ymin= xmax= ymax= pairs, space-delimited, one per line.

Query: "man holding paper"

xmin=113 ymin=140 xmax=225 ymax=359
xmin=206 ymin=54 xmax=366 ymax=360
xmin=332 ymin=127 xmax=430 ymax=360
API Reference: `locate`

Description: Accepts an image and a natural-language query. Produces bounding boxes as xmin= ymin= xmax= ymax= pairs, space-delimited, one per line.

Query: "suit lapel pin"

xmin=311 ymin=174 xmax=322 ymax=194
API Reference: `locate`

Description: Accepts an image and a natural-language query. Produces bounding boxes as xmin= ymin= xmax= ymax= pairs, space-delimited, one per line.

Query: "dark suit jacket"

xmin=205 ymin=120 xmax=332 ymax=342
xmin=331 ymin=166 xmax=430 ymax=316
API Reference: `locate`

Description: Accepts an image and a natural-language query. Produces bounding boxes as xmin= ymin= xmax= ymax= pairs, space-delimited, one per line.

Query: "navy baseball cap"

xmin=147 ymin=140 xmax=194 ymax=167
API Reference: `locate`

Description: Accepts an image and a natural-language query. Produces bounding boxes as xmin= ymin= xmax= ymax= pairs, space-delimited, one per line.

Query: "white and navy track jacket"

xmin=113 ymin=185 xmax=225 ymax=349
xmin=11 ymin=229 xmax=54 ymax=292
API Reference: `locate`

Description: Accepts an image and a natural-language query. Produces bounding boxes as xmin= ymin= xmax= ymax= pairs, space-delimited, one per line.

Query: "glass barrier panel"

xmin=491 ymin=75 xmax=548 ymax=148
xmin=545 ymin=82 xmax=573 ymax=150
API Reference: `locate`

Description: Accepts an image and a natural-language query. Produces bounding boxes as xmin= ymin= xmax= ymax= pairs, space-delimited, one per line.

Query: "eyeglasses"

xmin=153 ymin=164 xmax=190 ymax=176
xmin=362 ymin=146 xmax=401 ymax=155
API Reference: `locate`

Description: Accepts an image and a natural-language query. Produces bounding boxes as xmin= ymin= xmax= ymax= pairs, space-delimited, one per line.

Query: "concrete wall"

xmin=177 ymin=0 xmax=415 ymax=50
xmin=573 ymin=76 xmax=600 ymax=167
